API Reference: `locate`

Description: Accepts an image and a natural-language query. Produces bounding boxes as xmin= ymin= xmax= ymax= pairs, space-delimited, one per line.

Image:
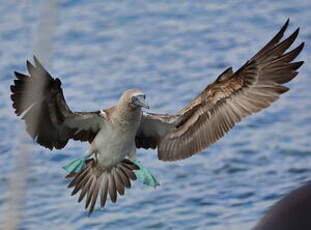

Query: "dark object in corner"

xmin=253 ymin=181 xmax=311 ymax=230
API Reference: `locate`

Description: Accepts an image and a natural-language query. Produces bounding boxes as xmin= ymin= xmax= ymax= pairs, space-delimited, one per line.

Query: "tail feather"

xmin=118 ymin=164 xmax=137 ymax=180
xmin=108 ymin=173 xmax=117 ymax=203
xmin=78 ymin=177 xmax=91 ymax=202
xmin=89 ymin=175 xmax=101 ymax=214
xmin=113 ymin=168 xmax=125 ymax=195
xmin=66 ymin=159 xmax=139 ymax=216
xmin=117 ymin=165 xmax=131 ymax=188
xmin=85 ymin=173 xmax=97 ymax=209
xmin=100 ymin=175 xmax=109 ymax=208
xmin=69 ymin=166 xmax=90 ymax=189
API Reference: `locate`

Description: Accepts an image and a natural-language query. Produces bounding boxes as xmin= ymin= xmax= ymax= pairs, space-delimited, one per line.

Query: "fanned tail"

xmin=66 ymin=159 xmax=139 ymax=216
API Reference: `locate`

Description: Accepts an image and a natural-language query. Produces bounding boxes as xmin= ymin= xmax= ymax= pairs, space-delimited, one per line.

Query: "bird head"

xmin=121 ymin=89 xmax=150 ymax=110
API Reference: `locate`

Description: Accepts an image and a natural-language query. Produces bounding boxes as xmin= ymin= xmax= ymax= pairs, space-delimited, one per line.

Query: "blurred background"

xmin=0 ymin=0 xmax=310 ymax=229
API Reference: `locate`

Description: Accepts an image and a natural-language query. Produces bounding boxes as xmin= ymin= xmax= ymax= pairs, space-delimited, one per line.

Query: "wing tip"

xmin=26 ymin=60 xmax=34 ymax=72
xmin=285 ymin=18 xmax=290 ymax=25
xmin=298 ymin=42 xmax=305 ymax=52
xmin=33 ymin=55 xmax=39 ymax=64
xmin=293 ymin=61 xmax=304 ymax=70
xmin=281 ymin=18 xmax=290 ymax=34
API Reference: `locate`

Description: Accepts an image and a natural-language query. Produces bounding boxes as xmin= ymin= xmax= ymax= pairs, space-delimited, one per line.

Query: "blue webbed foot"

xmin=132 ymin=160 xmax=160 ymax=188
xmin=63 ymin=156 xmax=88 ymax=173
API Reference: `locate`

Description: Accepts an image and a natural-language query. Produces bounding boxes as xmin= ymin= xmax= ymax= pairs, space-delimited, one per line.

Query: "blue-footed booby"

xmin=10 ymin=19 xmax=304 ymax=215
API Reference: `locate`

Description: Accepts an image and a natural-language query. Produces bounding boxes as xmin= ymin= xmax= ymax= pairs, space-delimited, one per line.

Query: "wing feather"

xmin=10 ymin=56 xmax=106 ymax=150
xmin=136 ymin=20 xmax=304 ymax=161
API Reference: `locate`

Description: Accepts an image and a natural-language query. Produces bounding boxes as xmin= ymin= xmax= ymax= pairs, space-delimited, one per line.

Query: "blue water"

xmin=0 ymin=1 xmax=311 ymax=229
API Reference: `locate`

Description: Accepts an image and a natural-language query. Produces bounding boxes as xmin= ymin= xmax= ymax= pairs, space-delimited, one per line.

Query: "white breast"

xmin=89 ymin=113 xmax=141 ymax=168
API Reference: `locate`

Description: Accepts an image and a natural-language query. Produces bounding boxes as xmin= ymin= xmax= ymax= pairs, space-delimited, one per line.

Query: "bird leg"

xmin=128 ymin=150 xmax=137 ymax=161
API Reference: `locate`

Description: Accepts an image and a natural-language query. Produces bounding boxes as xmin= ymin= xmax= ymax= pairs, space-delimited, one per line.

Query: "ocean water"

xmin=0 ymin=0 xmax=311 ymax=229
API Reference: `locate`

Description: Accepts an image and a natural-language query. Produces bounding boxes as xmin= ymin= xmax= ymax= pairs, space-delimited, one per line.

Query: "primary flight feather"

xmin=10 ymin=19 xmax=304 ymax=215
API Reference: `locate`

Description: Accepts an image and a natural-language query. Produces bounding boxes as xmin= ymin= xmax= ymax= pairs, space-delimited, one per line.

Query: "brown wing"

xmin=136 ymin=19 xmax=304 ymax=161
xmin=10 ymin=57 xmax=105 ymax=150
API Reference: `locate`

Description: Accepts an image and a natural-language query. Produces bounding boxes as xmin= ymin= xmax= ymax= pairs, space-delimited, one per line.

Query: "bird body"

xmin=90 ymin=119 xmax=136 ymax=168
xmin=68 ymin=90 xmax=148 ymax=215
xmin=88 ymin=92 xmax=143 ymax=168
xmin=10 ymin=19 xmax=304 ymax=215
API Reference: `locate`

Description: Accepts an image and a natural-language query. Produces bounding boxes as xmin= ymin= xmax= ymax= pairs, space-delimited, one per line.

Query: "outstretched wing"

xmin=136 ymin=19 xmax=304 ymax=161
xmin=11 ymin=57 xmax=105 ymax=150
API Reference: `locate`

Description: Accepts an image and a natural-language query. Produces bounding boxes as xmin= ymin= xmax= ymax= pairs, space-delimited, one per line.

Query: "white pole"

xmin=3 ymin=1 xmax=59 ymax=229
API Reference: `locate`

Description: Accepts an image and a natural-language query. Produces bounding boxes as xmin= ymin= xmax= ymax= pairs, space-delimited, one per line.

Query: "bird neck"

xmin=114 ymin=102 xmax=141 ymax=125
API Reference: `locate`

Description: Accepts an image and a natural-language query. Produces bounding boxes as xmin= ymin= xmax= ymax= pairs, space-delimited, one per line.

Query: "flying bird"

xmin=10 ymin=19 xmax=304 ymax=215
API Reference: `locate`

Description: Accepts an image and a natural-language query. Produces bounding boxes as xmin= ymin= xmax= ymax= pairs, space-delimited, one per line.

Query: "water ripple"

xmin=0 ymin=0 xmax=310 ymax=229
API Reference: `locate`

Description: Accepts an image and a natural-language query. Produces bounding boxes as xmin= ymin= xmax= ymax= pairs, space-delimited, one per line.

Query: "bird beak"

xmin=135 ymin=95 xmax=150 ymax=109
xmin=138 ymin=98 xmax=150 ymax=109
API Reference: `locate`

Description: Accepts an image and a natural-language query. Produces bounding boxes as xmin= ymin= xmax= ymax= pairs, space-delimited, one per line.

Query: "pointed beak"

xmin=135 ymin=95 xmax=150 ymax=109
xmin=138 ymin=98 xmax=150 ymax=109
